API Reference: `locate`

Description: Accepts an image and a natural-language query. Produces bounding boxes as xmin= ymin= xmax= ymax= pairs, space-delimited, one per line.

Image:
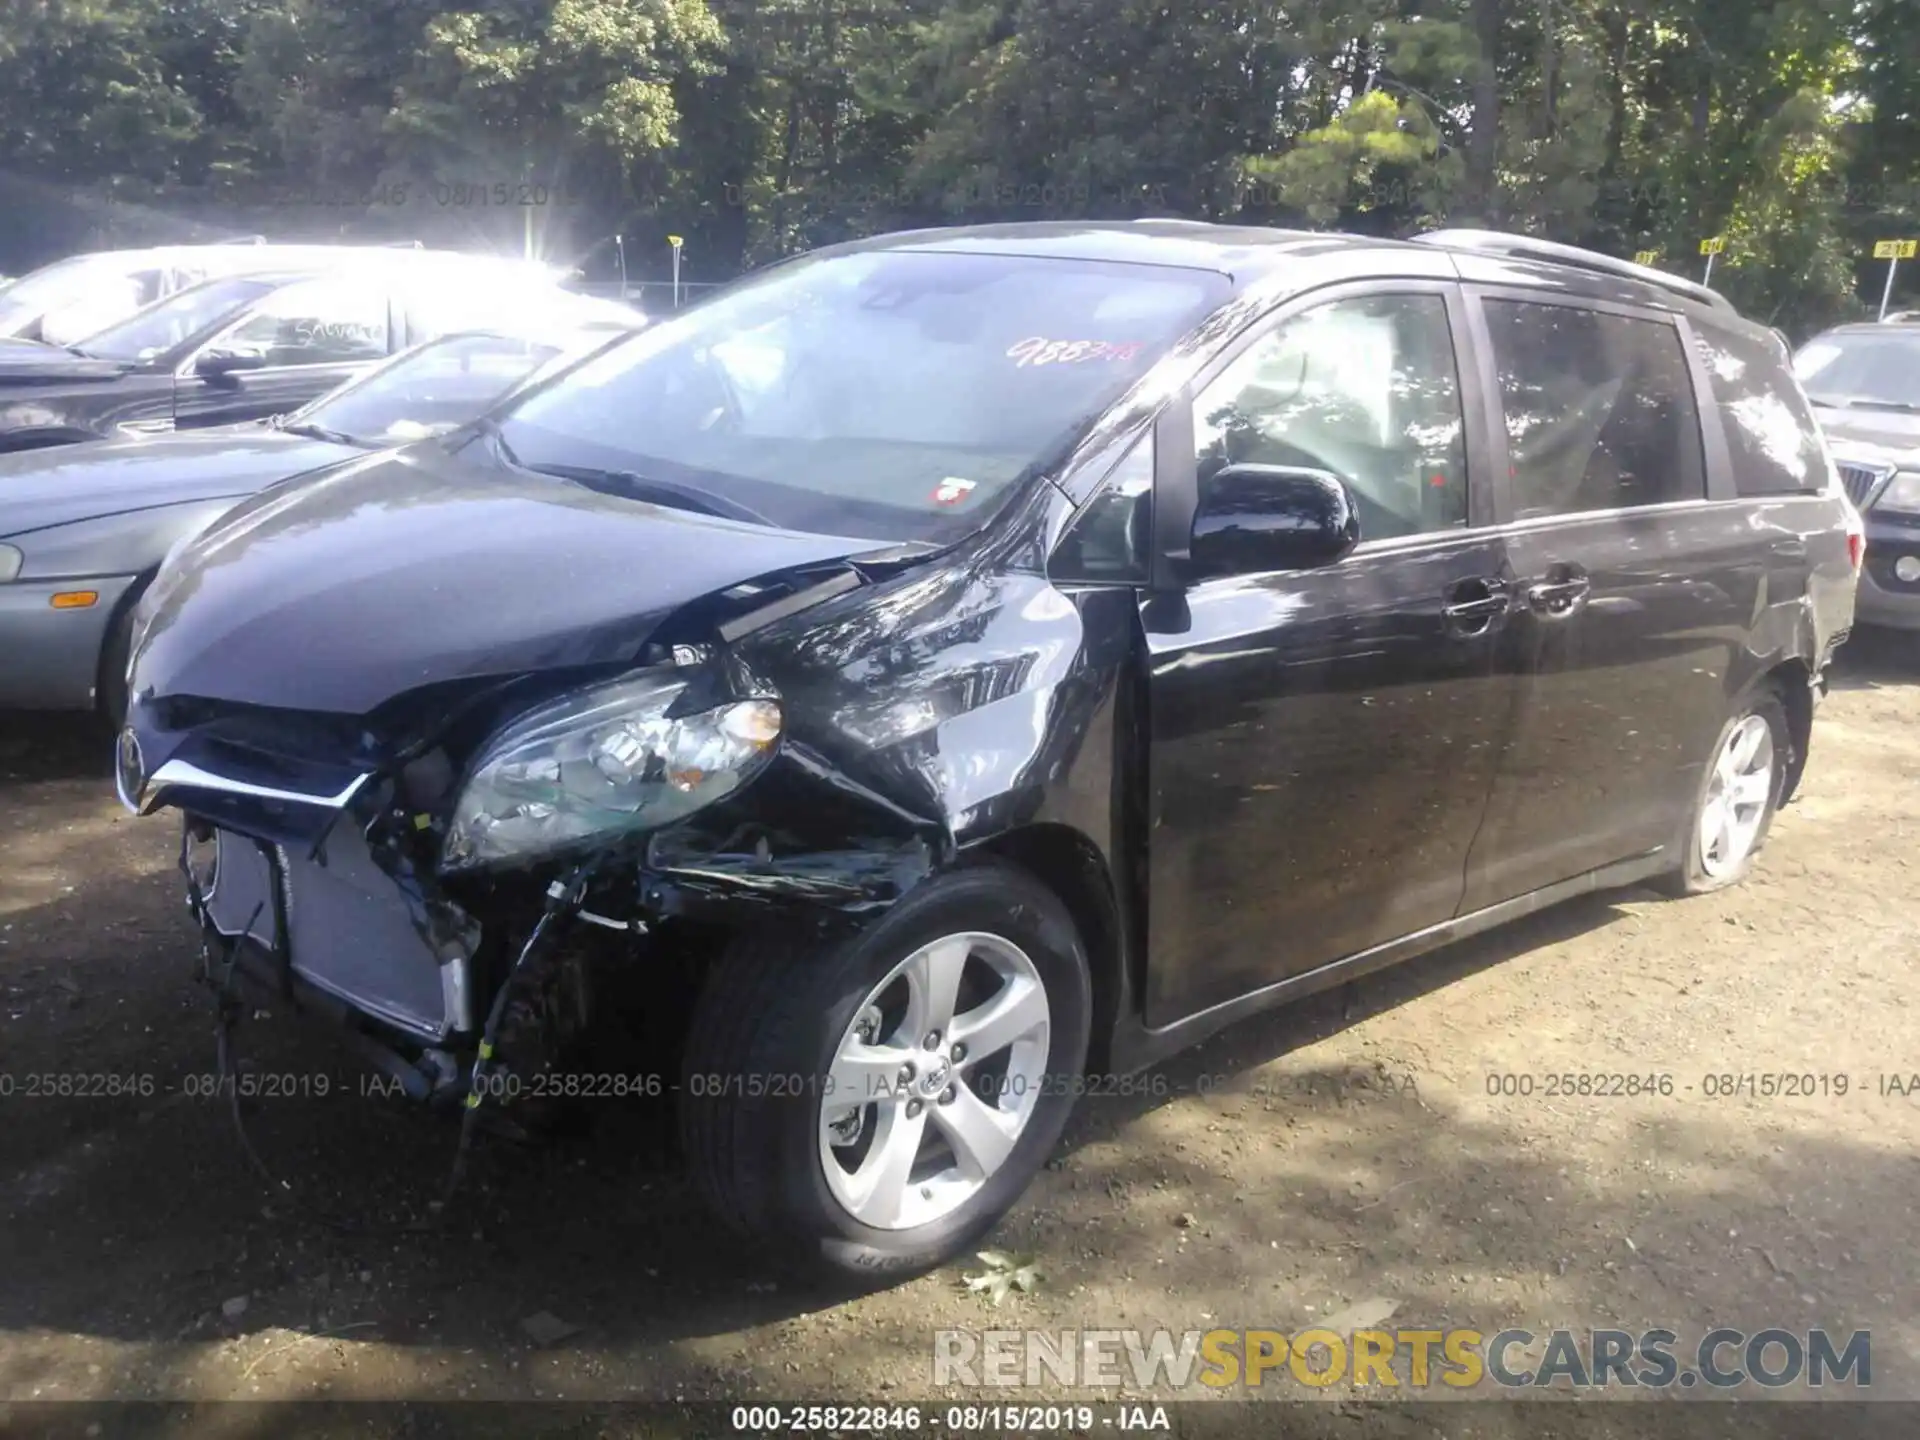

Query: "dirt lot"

xmin=2 ymin=632 xmax=1919 ymax=1432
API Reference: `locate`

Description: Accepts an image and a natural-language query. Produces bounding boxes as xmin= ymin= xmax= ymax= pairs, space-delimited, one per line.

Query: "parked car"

xmin=0 ymin=252 xmax=600 ymax=452
xmin=116 ymin=222 xmax=1859 ymax=1284
xmin=1793 ymin=322 xmax=1920 ymax=630
xmin=0 ymin=241 xmax=400 ymax=347
xmin=0 ymin=315 xmax=639 ymax=726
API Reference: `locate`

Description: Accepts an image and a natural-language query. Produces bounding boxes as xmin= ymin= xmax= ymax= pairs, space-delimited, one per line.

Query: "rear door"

xmin=1140 ymin=282 xmax=1519 ymax=1027
xmin=1458 ymin=290 xmax=1759 ymax=911
xmin=173 ymin=275 xmax=394 ymax=429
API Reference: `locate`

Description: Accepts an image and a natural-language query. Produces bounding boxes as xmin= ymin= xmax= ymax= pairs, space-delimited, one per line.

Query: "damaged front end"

xmin=116 ymin=542 xmax=966 ymax=1119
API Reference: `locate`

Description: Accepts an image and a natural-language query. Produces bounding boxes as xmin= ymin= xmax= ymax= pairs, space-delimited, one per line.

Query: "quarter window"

xmin=1190 ymin=294 xmax=1469 ymax=542
xmin=216 ymin=279 xmax=390 ymax=367
xmin=1054 ymin=434 xmax=1154 ymax=582
xmin=1483 ymin=300 xmax=1706 ymax=519
xmin=1695 ymin=323 xmax=1828 ymax=496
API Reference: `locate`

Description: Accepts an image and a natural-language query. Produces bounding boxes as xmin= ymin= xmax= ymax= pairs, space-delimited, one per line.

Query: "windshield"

xmin=0 ymin=255 xmax=127 ymax=333
xmin=1793 ymin=330 xmax=1920 ymax=411
xmin=495 ymin=250 xmax=1230 ymax=542
xmin=76 ymin=275 xmax=282 ymax=363
xmin=293 ymin=332 xmax=569 ymax=444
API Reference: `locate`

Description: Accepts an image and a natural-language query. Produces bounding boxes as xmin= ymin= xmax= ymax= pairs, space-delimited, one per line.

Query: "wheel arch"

xmin=96 ymin=565 xmax=159 ymax=722
xmin=963 ymin=822 xmax=1126 ymax=1075
xmin=1756 ymin=655 xmax=1815 ymax=805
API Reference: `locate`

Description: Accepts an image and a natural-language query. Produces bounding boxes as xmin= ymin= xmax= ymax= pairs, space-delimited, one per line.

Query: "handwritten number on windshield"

xmin=1006 ymin=337 xmax=1145 ymax=368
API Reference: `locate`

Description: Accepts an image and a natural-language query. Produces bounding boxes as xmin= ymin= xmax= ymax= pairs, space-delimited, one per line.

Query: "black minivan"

xmin=117 ymin=222 xmax=1860 ymax=1283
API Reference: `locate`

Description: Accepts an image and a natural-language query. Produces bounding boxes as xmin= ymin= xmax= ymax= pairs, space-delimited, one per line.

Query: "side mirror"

xmin=1189 ymin=464 xmax=1360 ymax=579
xmin=195 ymin=349 xmax=266 ymax=381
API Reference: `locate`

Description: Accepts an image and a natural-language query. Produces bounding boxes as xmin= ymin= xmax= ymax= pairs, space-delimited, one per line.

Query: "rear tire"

xmin=679 ymin=860 xmax=1091 ymax=1286
xmin=1657 ymin=685 xmax=1792 ymax=897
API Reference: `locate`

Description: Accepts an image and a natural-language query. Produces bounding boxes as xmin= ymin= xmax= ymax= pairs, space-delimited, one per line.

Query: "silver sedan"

xmin=0 ymin=319 xmax=638 ymax=724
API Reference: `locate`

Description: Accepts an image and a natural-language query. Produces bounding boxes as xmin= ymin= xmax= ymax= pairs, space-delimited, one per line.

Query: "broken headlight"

xmin=442 ymin=670 xmax=781 ymax=872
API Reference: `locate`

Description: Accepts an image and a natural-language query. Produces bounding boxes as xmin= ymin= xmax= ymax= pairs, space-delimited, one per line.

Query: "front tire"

xmin=679 ymin=860 xmax=1092 ymax=1285
xmin=1659 ymin=685 xmax=1792 ymax=896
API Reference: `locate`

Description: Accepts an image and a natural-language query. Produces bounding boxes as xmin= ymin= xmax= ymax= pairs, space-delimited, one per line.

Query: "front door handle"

xmin=1442 ymin=577 xmax=1510 ymax=635
xmin=1525 ymin=566 xmax=1591 ymax=618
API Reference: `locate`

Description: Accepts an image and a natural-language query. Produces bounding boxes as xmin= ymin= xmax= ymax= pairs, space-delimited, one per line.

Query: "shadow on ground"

xmin=0 ymin=678 xmax=1912 ymax=1428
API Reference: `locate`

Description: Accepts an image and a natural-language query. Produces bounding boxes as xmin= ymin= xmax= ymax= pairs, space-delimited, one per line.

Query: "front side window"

xmin=72 ymin=275 xmax=280 ymax=362
xmin=496 ymin=250 xmax=1231 ymax=542
xmin=1190 ymin=293 xmax=1469 ymax=542
xmin=215 ymin=278 xmax=390 ymax=366
xmin=1483 ymin=300 xmax=1706 ymax=520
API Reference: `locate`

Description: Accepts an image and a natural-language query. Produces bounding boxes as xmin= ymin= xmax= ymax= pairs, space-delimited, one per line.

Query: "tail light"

xmin=1846 ymin=508 xmax=1866 ymax=572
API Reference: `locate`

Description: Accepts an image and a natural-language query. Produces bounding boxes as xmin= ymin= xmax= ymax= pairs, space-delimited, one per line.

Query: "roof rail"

xmin=1410 ymin=229 xmax=1737 ymax=313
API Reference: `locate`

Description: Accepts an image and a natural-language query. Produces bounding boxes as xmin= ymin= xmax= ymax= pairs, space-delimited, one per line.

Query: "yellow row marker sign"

xmin=1877 ymin=240 xmax=1919 ymax=319
xmin=1699 ymin=236 xmax=1726 ymax=285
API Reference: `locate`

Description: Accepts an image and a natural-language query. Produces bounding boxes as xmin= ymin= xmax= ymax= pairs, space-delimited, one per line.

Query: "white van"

xmin=0 ymin=242 xmax=563 ymax=348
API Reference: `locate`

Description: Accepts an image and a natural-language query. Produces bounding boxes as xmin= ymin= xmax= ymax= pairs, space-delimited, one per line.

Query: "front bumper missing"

xmin=194 ymin=822 xmax=477 ymax=1042
xmin=119 ymin=726 xmax=482 ymax=1044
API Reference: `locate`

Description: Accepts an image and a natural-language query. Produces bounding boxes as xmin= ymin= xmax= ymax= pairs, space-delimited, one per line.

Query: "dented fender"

xmin=634 ymin=493 xmax=1136 ymax=926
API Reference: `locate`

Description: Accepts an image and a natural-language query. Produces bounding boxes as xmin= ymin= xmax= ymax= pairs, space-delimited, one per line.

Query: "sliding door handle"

xmin=1525 ymin=575 xmax=1591 ymax=617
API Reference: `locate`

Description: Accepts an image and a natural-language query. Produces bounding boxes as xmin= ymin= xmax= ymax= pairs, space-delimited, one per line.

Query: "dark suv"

xmin=116 ymin=222 xmax=1859 ymax=1285
xmin=1794 ymin=320 xmax=1920 ymax=628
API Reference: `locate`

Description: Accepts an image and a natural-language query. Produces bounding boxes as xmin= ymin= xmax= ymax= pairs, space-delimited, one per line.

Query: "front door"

xmin=1459 ymin=292 xmax=1752 ymax=911
xmin=174 ymin=276 xmax=393 ymax=430
xmin=1142 ymin=285 xmax=1518 ymax=1028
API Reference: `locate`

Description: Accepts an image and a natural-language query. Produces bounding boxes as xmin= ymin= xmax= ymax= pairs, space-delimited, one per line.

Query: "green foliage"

xmin=1245 ymin=90 xmax=1445 ymax=227
xmin=0 ymin=0 xmax=1911 ymax=330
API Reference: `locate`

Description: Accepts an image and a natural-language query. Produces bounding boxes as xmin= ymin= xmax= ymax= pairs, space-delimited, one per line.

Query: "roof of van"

xmin=814 ymin=220 xmax=1747 ymax=329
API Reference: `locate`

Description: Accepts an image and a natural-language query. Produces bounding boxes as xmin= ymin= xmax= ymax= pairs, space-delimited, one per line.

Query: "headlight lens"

xmin=442 ymin=671 xmax=782 ymax=871
xmin=1873 ymin=471 xmax=1920 ymax=516
xmin=0 ymin=543 xmax=20 ymax=583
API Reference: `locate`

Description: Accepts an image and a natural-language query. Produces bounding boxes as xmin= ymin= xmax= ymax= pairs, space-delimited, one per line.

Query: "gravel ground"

xmin=2 ymin=631 xmax=1917 ymax=1435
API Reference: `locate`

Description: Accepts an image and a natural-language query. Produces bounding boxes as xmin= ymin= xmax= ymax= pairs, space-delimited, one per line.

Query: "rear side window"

xmin=1695 ymin=322 xmax=1828 ymax=496
xmin=1482 ymin=300 xmax=1706 ymax=520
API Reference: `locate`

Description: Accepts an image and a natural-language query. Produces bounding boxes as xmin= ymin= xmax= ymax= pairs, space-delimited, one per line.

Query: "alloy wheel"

xmin=818 ymin=932 xmax=1051 ymax=1231
xmin=1699 ymin=714 xmax=1776 ymax=880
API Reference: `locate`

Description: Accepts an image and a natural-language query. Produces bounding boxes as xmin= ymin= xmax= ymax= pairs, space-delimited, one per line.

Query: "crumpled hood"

xmin=129 ymin=441 xmax=880 ymax=716
xmin=0 ymin=425 xmax=356 ymax=538
xmin=1815 ymin=405 xmax=1920 ymax=468
xmin=0 ymin=338 xmax=129 ymax=383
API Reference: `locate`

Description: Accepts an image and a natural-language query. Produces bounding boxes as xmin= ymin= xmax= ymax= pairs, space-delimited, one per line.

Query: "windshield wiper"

xmin=525 ymin=461 xmax=775 ymax=527
xmin=279 ymin=419 xmax=360 ymax=445
xmin=470 ymin=413 xmax=522 ymax=465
